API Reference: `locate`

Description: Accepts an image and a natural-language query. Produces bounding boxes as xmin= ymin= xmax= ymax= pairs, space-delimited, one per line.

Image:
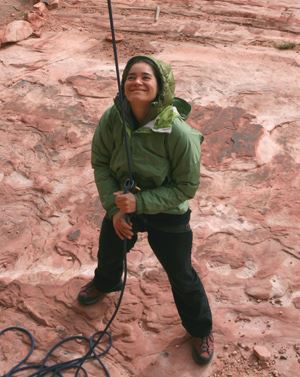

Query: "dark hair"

xmin=121 ymin=56 xmax=163 ymax=96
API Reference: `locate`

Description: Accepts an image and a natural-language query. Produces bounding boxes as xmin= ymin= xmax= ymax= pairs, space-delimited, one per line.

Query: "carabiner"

xmin=123 ymin=178 xmax=135 ymax=193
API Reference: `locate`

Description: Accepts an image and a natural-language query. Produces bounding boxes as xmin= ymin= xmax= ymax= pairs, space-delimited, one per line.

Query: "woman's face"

xmin=124 ymin=62 xmax=158 ymax=107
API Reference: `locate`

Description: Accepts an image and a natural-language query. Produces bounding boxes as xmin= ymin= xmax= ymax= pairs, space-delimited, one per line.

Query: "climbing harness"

xmin=1 ymin=1 xmax=133 ymax=376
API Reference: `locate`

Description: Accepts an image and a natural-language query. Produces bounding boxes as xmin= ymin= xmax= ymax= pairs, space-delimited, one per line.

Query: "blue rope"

xmin=1 ymin=256 xmax=127 ymax=376
xmin=0 ymin=326 xmax=111 ymax=376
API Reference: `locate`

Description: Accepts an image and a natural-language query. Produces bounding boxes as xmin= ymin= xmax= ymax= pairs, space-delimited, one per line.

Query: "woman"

xmin=77 ymin=55 xmax=214 ymax=365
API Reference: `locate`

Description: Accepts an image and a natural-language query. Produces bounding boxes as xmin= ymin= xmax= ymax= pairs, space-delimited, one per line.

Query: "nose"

xmin=133 ymin=77 xmax=143 ymax=85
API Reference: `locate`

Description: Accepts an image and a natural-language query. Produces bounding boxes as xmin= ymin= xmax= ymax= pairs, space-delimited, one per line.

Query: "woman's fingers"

xmin=114 ymin=192 xmax=137 ymax=213
xmin=115 ymin=228 xmax=124 ymax=240
xmin=113 ymin=212 xmax=133 ymax=239
xmin=119 ymin=218 xmax=133 ymax=238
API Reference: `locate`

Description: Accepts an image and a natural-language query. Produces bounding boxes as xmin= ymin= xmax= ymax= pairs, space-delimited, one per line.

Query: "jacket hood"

xmin=115 ymin=55 xmax=191 ymax=126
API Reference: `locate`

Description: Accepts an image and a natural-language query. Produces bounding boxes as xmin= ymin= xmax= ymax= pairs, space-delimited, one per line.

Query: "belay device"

xmin=1 ymin=1 xmax=133 ymax=376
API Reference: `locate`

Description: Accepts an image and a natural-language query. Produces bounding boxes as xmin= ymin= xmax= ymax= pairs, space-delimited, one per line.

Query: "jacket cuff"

xmin=135 ymin=194 xmax=143 ymax=214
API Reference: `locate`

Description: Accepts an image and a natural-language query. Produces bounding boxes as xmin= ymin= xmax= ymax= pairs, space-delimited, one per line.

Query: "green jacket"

xmin=92 ymin=56 xmax=203 ymax=218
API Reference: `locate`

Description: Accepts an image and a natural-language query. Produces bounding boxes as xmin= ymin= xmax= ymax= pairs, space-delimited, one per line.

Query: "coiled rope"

xmin=1 ymin=0 xmax=133 ymax=375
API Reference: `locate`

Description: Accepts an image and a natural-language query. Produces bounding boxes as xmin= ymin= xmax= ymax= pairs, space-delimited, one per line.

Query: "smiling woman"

xmin=77 ymin=55 xmax=214 ymax=367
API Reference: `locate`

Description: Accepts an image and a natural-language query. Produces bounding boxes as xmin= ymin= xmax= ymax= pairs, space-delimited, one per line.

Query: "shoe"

xmin=192 ymin=333 xmax=214 ymax=365
xmin=77 ymin=281 xmax=105 ymax=305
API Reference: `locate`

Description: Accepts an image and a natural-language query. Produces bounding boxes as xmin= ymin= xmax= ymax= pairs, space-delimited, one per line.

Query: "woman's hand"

xmin=114 ymin=191 xmax=136 ymax=213
xmin=112 ymin=210 xmax=133 ymax=240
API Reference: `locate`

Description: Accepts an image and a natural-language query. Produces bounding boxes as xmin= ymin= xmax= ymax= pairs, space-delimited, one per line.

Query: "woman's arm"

xmin=134 ymin=120 xmax=203 ymax=214
xmin=91 ymin=108 xmax=120 ymax=218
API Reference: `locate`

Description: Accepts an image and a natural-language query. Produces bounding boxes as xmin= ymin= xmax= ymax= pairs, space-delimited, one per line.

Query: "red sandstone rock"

xmin=105 ymin=32 xmax=124 ymax=43
xmin=33 ymin=2 xmax=49 ymax=17
xmin=253 ymin=345 xmax=272 ymax=361
xmin=245 ymin=278 xmax=272 ymax=300
xmin=293 ymin=297 xmax=300 ymax=309
xmin=2 ymin=20 xmax=33 ymax=43
xmin=0 ymin=29 xmax=4 ymax=47
xmin=44 ymin=0 xmax=59 ymax=10
xmin=25 ymin=11 xmax=47 ymax=30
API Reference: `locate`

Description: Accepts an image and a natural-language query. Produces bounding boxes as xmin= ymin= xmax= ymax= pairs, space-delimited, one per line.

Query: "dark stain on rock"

xmin=189 ymin=105 xmax=263 ymax=168
xmin=67 ymin=229 xmax=81 ymax=241
xmin=246 ymin=166 xmax=271 ymax=186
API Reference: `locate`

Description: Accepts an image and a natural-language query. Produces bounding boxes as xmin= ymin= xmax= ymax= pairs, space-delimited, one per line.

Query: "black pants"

xmin=92 ymin=213 xmax=212 ymax=337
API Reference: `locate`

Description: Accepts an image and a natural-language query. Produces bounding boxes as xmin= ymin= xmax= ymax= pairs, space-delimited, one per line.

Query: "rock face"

xmin=0 ymin=1 xmax=299 ymax=376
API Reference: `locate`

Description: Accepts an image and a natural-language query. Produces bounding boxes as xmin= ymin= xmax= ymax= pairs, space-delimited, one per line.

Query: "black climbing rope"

xmin=1 ymin=1 xmax=134 ymax=376
xmin=107 ymin=0 xmax=135 ymax=190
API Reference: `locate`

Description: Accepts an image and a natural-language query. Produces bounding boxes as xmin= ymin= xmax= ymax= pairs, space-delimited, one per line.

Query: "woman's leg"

xmin=147 ymin=227 xmax=212 ymax=337
xmin=78 ymin=216 xmax=137 ymax=305
xmin=93 ymin=216 xmax=137 ymax=291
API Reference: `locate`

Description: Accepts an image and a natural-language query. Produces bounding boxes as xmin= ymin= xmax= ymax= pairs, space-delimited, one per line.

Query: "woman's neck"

xmin=131 ymin=103 xmax=150 ymax=124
